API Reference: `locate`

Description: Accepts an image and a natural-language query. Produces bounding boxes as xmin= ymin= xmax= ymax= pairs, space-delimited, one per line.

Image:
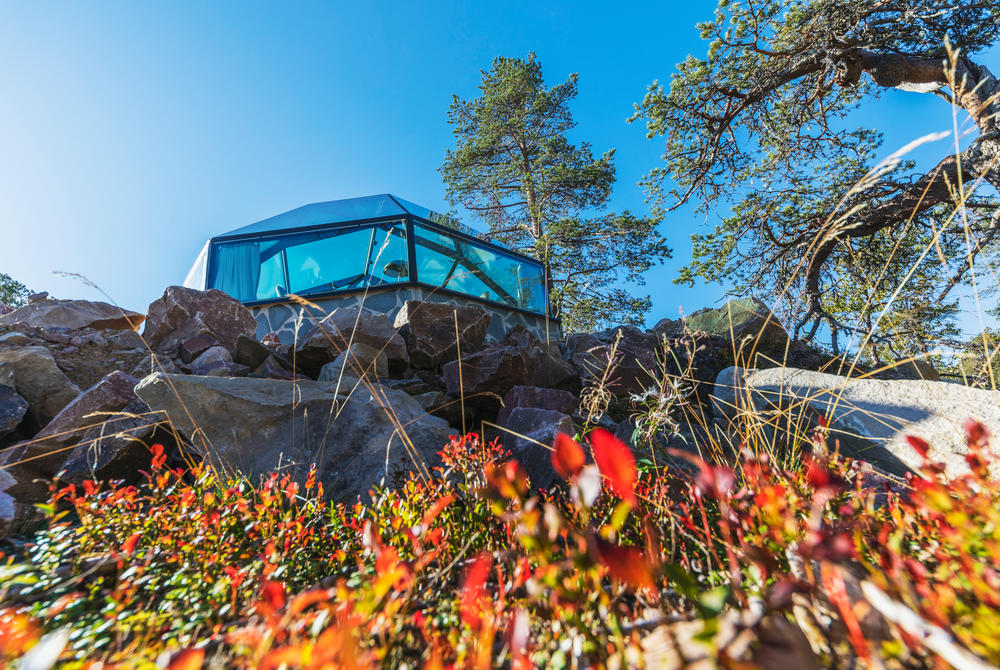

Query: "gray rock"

xmin=317 ymin=342 xmax=388 ymax=384
xmin=134 ymin=373 xmax=452 ymax=502
xmin=0 ymin=469 xmax=14 ymax=539
xmin=0 ymin=346 xmax=81 ymax=427
xmin=0 ymin=299 xmax=144 ymax=331
xmin=0 ymin=385 xmax=28 ymax=438
xmin=500 ymin=407 xmax=575 ymax=489
xmin=0 ymin=362 xmax=15 ymax=390
xmin=295 ymin=307 xmax=409 ymax=378
xmin=233 ymin=334 xmax=285 ymax=370
xmin=393 ymin=300 xmax=491 ymax=369
xmin=0 ymin=332 xmax=30 ymax=346
xmin=713 ymin=366 xmax=1000 ymax=478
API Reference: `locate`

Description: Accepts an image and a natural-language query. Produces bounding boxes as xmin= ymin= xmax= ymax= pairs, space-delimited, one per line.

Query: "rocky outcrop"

xmin=0 ymin=299 xmax=144 ymax=332
xmin=317 ymin=342 xmax=387 ymax=384
xmin=0 ymin=371 xmax=166 ymax=501
xmin=497 ymin=386 xmax=578 ymax=426
xmin=134 ymin=373 xmax=452 ymax=502
xmin=393 ymin=301 xmax=490 ymax=369
xmin=500 ymin=408 xmax=575 ymax=489
xmin=295 ymin=308 xmax=409 ymax=378
xmin=144 ymin=286 xmax=258 ymax=357
xmin=684 ymin=297 xmax=788 ymax=351
xmin=0 ymin=469 xmax=15 ymax=539
xmin=442 ymin=326 xmax=576 ymax=404
xmin=0 ymin=346 xmax=81 ymax=428
xmin=0 ymin=385 xmax=28 ymax=439
xmin=569 ymin=326 xmax=659 ymax=398
xmin=712 ymin=366 xmax=1000 ymax=478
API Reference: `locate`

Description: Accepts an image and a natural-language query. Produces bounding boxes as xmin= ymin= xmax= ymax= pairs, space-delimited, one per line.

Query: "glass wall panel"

xmin=208 ymin=221 xmax=408 ymax=301
xmin=413 ymin=223 xmax=545 ymax=313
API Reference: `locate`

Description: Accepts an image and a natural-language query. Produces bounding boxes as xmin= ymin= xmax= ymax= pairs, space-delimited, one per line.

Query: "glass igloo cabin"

xmin=183 ymin=194 xmax=556 ymax=342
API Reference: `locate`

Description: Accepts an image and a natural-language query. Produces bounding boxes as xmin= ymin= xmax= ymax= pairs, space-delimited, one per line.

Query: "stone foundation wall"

xmin=251 ymin=286 xmax=561 ymax=344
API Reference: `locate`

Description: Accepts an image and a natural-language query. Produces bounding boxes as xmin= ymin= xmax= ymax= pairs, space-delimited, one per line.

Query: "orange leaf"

xmin=167 ymin=648 xmax=204 ymax=670
xmin=552 ymin=432 xmax=586 ymax=479
xmin=121 ymin=532 xmax=141 ymax=555
xmin=590 ymin=428 xmax=637 ymax=505
xmin=594 ymin=538 xmax=656 ymax=590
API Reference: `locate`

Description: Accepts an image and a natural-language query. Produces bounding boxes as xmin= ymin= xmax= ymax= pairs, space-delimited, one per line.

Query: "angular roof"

xmin=216 ymin=193 xmax=482 ymax=241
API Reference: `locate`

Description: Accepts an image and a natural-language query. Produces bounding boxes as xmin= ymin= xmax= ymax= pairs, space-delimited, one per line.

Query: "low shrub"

xmin=1 ymin=424 xmax=998 ymax=668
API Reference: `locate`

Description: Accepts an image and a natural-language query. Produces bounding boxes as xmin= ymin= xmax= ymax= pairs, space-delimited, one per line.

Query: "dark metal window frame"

xmin=206 ymin=213 xmax=553 ymax=319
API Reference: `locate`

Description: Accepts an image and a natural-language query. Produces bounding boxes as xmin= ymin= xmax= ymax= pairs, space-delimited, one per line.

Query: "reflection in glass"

xmin=208 ymin=221 xmax=408 ymax=302
xmin=413 ymin=223 xmax=545 ymax=312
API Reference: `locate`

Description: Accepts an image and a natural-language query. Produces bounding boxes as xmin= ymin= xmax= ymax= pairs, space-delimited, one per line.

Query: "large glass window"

xmin=413 ymin=223 xmax=545 ymax=313
xmin=208 ymin=221 xmax=408 ymax=302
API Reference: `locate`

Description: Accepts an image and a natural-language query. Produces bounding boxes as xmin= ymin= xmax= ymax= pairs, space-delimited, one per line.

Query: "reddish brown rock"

xmin=500 ymin=408 xmax=575 ymax=489
xmin=178 ymin=333 xmax=220 ymax=364
xmin=393 ymin=300 xmax=491 ymax=369
xmin=143 ymin=286 xmax=257 ymax=357
xmin=569 ymin=325 xmax=659 ymax=398
xmin=443 ymin=326 xmax=576 ymax=404
xmin=0 ymin=371 xmax=142 ymax=500
xmin=0 ymin=299 xmax=144 ymax=332
xmin=294 ymin=307 xmax=409 ymax=378
xmin=497 ymin=385 xmax=578 ymax=426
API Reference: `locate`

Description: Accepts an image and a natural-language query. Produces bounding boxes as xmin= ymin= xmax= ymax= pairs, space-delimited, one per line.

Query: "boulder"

xmin=497 ymin=386 xmax=578 ymax=426
xmin=0 ymin=469 xmax=14 ymax=539
xmin=317 ymin=342 xmax=388 ymax=383
xmin=650 ymin=317 xmax=683 ymax=338
xmin=684 ymin=297 xmax=788 ymax=351
xmin=0 ymin=361 xmax=13 ymax=388
xmin=0 ymin=332 xmax=30 ymax=346
xmin=0 ymin=385 xmax=28 ymax=439
xmin=186 ymin=346 xmax=249 ymax=377
xmin=295 ymin=307 xmax=409 ymax=378
xmin=411 ymin=391 xmax=467 ymax=428
xmin=500 ymin=408 xmax=575 ymax=489
xmin=569 ymin=326 xmax=659 ymax=398
xmin=134 ymin=373 xmax=452 ymax=502
xmin=58 ymin=397 xmax=177 ymax=488
xmin=178 ymin=333 xmax=221 ymax=364
xmin=233 ymin=334 xmax=287 ymax=371
xmin=393 ymin=301 xmax=491 ymax=369
xmin=442 ymin=340 xmax=533 ymax=401
xmin=0 ymin=346 xmax=81 ymax=428
xmin=443 ymin=326 xmax=576 ymax=404
xmin=712 ymin=366 xmax=1000 ymax=478
xmin=0 ymin=299 xmax=144 ymax=331
xmin=143 ymin=286 xmax=257 ymax=357
xmin=0 ymin=371 xmax=149 ymax=500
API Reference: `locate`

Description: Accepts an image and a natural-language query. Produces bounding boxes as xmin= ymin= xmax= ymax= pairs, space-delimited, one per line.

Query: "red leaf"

xmin=459 ymin=553 xmax=492 ymax=630
xmin=121 ymin=532 xmax=140 ymax=555
xmin=552 ymin=432 xmax=586 ymax=479
xmin=261 ymin=580 xmax=286 ymax=612
xmin=594 ymin=538 xmax=656 ymax=590
xmin=905 ymin=435 xmax=930 ymax=458
xmin=168 ymin=648 xmax=204 ymax=670
xmin=964 ymin=418 xmax=990 ymax=448
xmin=590 ymin=428 xmax=637 ymax=505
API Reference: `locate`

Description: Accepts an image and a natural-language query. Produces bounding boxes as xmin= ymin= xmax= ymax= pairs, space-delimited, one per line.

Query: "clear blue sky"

xmin=0 ymin=2 xmax=995 ymax=331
